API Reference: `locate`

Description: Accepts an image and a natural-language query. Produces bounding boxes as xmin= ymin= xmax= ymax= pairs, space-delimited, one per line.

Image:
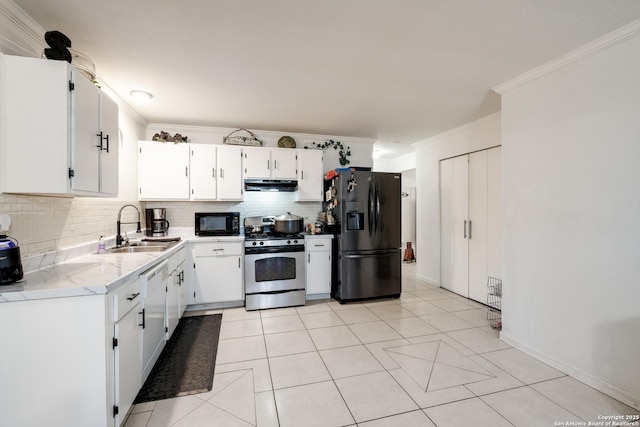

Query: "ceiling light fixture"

xmin=130 ymin=90 xmax=153 ymax=101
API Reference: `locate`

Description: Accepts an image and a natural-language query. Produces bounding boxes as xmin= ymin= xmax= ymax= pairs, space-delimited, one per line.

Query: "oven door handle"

xmin=245 ymin=245 xmax=305 ymax=255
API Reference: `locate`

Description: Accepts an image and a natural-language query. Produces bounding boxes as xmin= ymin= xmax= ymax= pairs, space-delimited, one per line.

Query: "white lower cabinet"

xmin=167 ymin=248 xmax=186 ymax=338
xmin=192 ymin=241 xmax=244 ymax=304
xmin=112 ymin=279 xmax=142 ymax=427
xmin=0 ymin=295 xmax=110 ymax=427
xmin=305 ymin=236 xmax=332 ymax=297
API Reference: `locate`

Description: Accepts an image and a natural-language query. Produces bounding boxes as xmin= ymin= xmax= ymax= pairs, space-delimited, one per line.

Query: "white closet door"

xmin=487 ymin=146 xmax=502 ymax=279
xmin=440 ymin=155 xmax=469 ymax=297
xmin=468 ymin=150 xmax=489 ymax=303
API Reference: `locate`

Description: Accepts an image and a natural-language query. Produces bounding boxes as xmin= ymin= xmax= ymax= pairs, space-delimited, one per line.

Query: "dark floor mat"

xmin=134 ymin=314 xmax=222 ymax=403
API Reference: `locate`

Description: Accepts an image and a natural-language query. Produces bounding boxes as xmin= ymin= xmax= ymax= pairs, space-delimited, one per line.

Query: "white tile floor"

xmin=124 ymin=263 xmax=639 ymax=427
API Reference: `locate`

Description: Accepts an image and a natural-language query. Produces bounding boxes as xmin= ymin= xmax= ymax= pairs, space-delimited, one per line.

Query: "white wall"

xmin=497 ymin=26 xmax=640 ymax=409
xmin=413 ymin=113 xmax=501 ymax=283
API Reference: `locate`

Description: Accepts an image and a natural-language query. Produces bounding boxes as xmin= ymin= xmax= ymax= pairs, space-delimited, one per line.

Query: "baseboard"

xmin=500 ymin=332 xmax=640 ymax=411
xmin=415 ymin=273 xmax=440 ymax=287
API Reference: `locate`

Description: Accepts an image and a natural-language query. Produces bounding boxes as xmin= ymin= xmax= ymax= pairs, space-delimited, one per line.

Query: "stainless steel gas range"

xmin=244 ymin=216 xmax=306 ymax=310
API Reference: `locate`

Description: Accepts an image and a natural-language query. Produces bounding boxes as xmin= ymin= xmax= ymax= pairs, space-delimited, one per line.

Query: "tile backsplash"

xmin=145 ymin=191 xmax=322 ymax=230
xmin=1 ymin=192 xmax=321 ymax=258
xmin=0 ymin=194 xmax=143 ymax=258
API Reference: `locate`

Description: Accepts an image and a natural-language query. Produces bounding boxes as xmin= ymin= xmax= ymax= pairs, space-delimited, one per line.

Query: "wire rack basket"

xmin=487 ymin=277 xmax=502 ymax=329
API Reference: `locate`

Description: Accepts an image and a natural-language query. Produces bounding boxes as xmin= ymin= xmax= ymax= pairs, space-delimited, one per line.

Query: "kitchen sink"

xmin=104 ymin=240 xmax=179 ymax=253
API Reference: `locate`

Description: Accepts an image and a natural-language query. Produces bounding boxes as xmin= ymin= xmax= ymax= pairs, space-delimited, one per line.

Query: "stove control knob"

xmin=293 ymin=240 xmax=298 ymax=244
xmin=260 ymin=241 xmax=264 ymax=246
xmin=252 ymin=242 xmax=257 ymax=246
xmin=287 ymin=240 xmax=291 ymax=244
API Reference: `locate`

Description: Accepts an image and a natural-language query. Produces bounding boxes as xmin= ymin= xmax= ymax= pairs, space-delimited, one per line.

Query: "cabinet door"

xmin=468 ymin=150 xmax=488 ymax=303
xmin=306 ymin=239 xmax=332 ymax=295
xmin=194 ymin=255 xmax=243 ymax=303
xmin=243 ymin=147 xmax=271 ymax=179
xmin=296 ymin=149 xmax=323 ymax=201
xmin=217 ymin=145 xmax=243 ymax=200
xmin=190 ymin=144 xmax=217 ymax=200
xmin=440 ymin=155 xmax=469 ymax=297
xmin=138 ymin=141 xmax=190 ymax=200
xmin=1 ymin=55 xmax=69 ymax=194
xmin=271 ymin=148 xmax=298 ymax=180
xmin=167 ymin=267 xmax=180 ymax=338
xmin=70 ymin=69 xmax=100 ymax=193
xmin=99 ymin=93 xmax=119 ymax=195
xmin=114 ymin=308 xmax=141 ymax=427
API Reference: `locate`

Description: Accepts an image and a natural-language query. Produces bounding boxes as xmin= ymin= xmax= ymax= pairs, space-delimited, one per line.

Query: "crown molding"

xmin=493 ymin=20 xmax=640 ymax=94
xmin=412 ymin=111 xmax=501 ymax=148
xmin=0 ymin=0 xmax=46 ymax=57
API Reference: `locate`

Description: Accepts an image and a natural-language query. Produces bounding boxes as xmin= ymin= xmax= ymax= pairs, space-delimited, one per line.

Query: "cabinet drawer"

xmin=113 ymin=279 xmax=142 ymax=321
xmin=194 ymin=242 xmax=243 ymax=257
xmin=305 ymin=239 xmax=332 ymax=252
xmin=168 ymin=247 xmax=186 ymax=271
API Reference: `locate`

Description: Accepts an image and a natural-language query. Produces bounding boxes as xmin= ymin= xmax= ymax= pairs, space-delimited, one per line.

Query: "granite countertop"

xmin=0 ymin=230 xmax=244 ymax=303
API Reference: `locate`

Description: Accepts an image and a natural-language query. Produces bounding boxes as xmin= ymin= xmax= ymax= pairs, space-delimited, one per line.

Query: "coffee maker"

xmin=145 ymin=208 xmax=170 ymax=237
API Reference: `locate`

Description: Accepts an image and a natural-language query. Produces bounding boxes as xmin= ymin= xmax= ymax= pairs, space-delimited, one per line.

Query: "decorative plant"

xmin=152 ymin=131 xmax=188 ymax=143
xmin=305 ymin=139 xmax=351 ymax=165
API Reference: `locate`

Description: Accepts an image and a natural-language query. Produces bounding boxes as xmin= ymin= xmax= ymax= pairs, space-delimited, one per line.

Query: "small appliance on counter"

xmin=145 ymin=208 xmax=170 ymax=237
xmin=195 ymin=212 xmax=240 ymax=236
xmin=0 ymin=235 xmax=24 ymax=285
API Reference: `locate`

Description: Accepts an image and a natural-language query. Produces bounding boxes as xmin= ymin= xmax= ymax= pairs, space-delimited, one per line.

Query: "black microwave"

xmin=195 ymin=212 xmax=240 ymax=236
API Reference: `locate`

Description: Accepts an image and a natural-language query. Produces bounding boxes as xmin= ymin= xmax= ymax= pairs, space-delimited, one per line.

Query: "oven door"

xmin=245 ymin=246 xmax=305 ymax=293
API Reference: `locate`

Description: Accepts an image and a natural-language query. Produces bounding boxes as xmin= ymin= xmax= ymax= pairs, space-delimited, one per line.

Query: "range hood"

xmin=244 ymin=179 xmax=298 ymax=192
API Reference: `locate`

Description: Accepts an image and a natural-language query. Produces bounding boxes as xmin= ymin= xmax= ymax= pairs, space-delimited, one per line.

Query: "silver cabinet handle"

xmin=301 ymin=170 xmax=304 ymax=180
xmin=308 ymin=253 xmax=311 ymax=263
xmin=469 ymin=220 xmax=472 ymax=239
xmin=464 ymin=220 xmax=467 ymax=239
xmin=185 ymin=166 xmax=188 ymax=177
xmin=212 ymin=167 xmax=216 ymax=178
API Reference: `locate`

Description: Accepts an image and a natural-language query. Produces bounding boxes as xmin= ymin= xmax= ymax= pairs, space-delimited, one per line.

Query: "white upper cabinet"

xmin=0 ymin=54 xmax=119 ymax=196
xmin=216 ymin=145 xmax=243 ymax=200
xmin=243 ymin=147 xmax=297 ymax=180
xmin=138 ymin=142 xmax=243 ymax=201
xmin=189 ymin=144 xmax=217 ymax=200
xmin=138 ymin=141 xmax=190 ymax=200
xmin=296 ymin=149 xmax=323 ymax=201
xmin=243 ymin=147 xmax=271 ymax=179
xmin=271 ymin=148 xmax=298 ymax=180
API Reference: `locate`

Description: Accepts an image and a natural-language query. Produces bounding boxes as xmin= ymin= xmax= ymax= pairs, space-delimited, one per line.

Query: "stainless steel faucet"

xmin=116 ymin=204 xmax=141 ymax=246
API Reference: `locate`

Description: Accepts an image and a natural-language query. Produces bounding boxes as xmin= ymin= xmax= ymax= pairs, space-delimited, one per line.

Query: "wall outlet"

xmin=0 ymin=213 xmax=12 ymax=232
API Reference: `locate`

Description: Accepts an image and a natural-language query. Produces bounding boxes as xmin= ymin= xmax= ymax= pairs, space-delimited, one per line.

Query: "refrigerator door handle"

xmin=368 ymin=181 xmax=375 ymax=237
xmin=375 ymin=182 xmax=381 ymax=234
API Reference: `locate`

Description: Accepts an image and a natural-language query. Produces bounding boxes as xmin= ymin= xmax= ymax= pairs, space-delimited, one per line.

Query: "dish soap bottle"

xmin=98 ymin=236 xmax=105 ymax=254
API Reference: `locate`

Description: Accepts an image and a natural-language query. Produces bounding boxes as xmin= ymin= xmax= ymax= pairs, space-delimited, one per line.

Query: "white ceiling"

xmin=11 ymin=0 xmax=640 ymax=159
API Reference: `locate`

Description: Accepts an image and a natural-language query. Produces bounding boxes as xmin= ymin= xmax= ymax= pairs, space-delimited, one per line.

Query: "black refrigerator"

xmin=325 ymin=170 xmax=402 ymax=302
